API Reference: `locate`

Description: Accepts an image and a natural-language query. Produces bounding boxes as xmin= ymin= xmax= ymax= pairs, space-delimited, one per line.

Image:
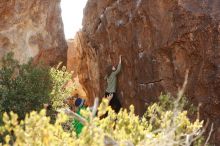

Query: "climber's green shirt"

xmin=105 ymin=63 xmax=121 ymax=93
xmin=72 ymin=106 xmax=86 ymax=136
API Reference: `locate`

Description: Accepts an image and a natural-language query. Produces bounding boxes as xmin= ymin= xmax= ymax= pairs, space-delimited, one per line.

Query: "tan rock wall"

xmin=67 ymin=32 xmax=100 ymax=105
xmin=0 ymin=0 xmax=67 ymax=65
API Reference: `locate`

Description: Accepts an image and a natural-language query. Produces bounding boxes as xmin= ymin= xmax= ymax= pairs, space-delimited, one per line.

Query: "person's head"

xmin=75 ymin=98 xmax=85 ymax=108
xmin=106 ymin=64 xmax=115 ymax=77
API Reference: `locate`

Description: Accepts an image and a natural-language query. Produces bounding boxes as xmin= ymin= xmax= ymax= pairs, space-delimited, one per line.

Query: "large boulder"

xmin=67 ymin=0 xmax=220 ymax=144
xmin=0 ymin=0 xmax=67 ymax=65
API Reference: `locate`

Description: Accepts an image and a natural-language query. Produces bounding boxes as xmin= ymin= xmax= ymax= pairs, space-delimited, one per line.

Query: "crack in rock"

xmin=139 ymin=79 xmax=164 ymax=85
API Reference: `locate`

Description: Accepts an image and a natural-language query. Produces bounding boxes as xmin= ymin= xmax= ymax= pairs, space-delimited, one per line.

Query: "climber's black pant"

xmin=105 ymin=92 xmax=122 ymax=113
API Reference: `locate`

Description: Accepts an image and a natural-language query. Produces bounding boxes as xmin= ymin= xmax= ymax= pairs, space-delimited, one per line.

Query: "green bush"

xmin=0 ymin=53 xmax=74 ymax=123
xmin=49 ymin=64 xmax=74 ymax=109
xmin=0 ymin=94 xmax=206 ymax=146
xmin=0 ymin=110 xmax=75 ymax=146
xmin=88 ymin=95 xmax=204 ymax=146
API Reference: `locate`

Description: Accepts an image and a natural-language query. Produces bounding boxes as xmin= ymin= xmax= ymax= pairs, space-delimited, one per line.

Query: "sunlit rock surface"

xmin=67 ymin=33 xmax=100 ymax=105
xmin=0 ymin=0 xmax=67 ymax=65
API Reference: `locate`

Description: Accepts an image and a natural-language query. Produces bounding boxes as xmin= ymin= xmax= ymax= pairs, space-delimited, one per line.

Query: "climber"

xmin=71 ymin=97 xmax=87 ymax=137
xmin=104 ymin=55 xmax=122 ymax=113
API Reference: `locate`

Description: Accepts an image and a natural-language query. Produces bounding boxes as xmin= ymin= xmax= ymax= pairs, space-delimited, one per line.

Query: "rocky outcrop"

xmin=67 ymin=0 xmax=220 ymax=144
xmin=67 ymin=33 xmax=100 ymax=104
xmin=0 ymin=0 xmax=67 ymax=65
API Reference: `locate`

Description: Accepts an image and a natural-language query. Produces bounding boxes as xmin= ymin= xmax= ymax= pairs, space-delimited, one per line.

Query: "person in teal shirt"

xmin=71 ymin=97 xmax=86 ymax=137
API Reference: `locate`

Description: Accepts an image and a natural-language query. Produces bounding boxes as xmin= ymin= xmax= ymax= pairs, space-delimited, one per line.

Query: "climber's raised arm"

xmin=113 ymin=55 xmax=122 ymax=75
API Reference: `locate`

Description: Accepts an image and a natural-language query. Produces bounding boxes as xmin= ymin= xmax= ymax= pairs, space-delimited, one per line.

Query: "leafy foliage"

xmin=0 ymin=94 xmax=205 ymax=146
xmin=49 ymin=64 xmax=74 ymax=109
xmin=89 ymin=96 xmax=204 ymax=146
xmin=0 ymin=110 xmax=75 ymax=146
xmin=0 ymin=53 xmax=74 ymax=123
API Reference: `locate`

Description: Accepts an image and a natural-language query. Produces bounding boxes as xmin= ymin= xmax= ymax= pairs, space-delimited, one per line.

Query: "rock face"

xmin=68 ymin=0 xmax=220 ymax=143
xmin=0 ymin=0 xmax=67 ymax=65
xmin=67 ymin=33 xmax=100 ymax=104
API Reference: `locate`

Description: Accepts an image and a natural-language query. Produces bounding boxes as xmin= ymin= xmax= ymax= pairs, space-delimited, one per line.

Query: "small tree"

xmin=0 ymin=53 xmax=51 ymax=121
xmin=0 ymin=53 xmax=74 ymax=124
xmin=49 ymin=63 xmax=74 ymax=109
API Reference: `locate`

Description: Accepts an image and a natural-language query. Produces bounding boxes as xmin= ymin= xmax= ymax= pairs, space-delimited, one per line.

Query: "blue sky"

xmin=61 ymin=0 xmax=88 ymax=39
